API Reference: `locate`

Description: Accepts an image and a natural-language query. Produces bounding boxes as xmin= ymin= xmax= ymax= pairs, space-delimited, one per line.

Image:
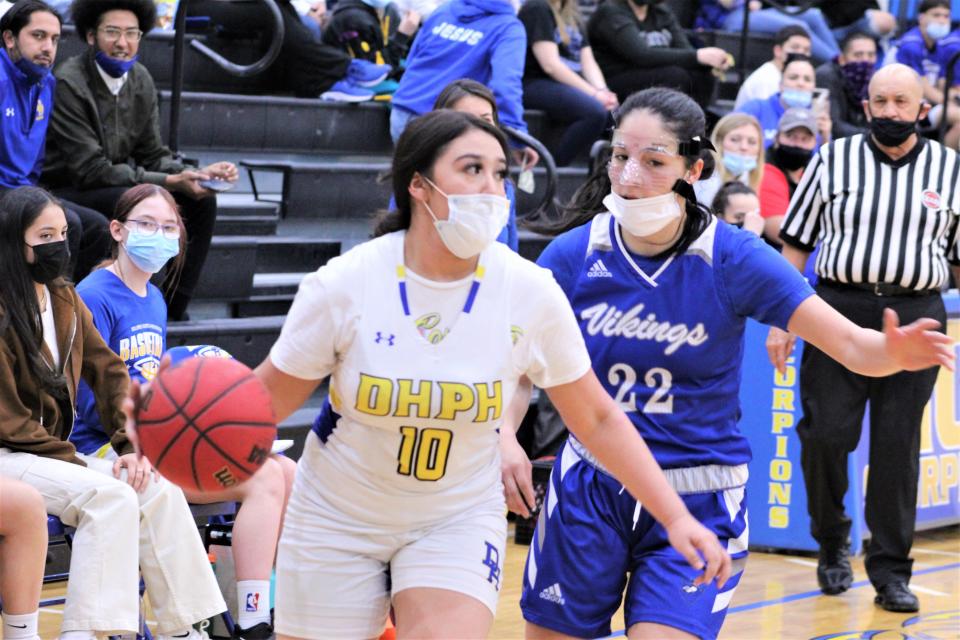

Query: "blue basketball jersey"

xmin=71 ymin=269 xmax=167 ymax=455
xmin=537 ymin=214 xmax=814 ymax=469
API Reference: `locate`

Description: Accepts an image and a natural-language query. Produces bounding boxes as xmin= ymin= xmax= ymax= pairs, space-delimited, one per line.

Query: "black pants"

xmin=606 ymin=65 xmax=716 ymax=109
xmin=798 ymin=282 xmax=945 ymax=588
xmin=277 ymin=2 xmax=352 ymax=97
xmin=53 ymin=186 xmax=217 ymax=320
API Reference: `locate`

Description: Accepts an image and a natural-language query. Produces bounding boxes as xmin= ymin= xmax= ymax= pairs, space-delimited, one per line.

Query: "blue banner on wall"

xmin=740 ymin=293 xmax=960 ymax=552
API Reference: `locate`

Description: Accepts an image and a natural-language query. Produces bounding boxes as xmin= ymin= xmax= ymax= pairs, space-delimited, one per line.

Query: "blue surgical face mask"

xmin=123 ymin=229 xmax=179 ymax=273
xmin=95 ymin=50 xmax=138 ymax=78
xmin=781 ymin=88 xmax=813 ymax=109
xmin=926 ymin=21 xmax=950 ymax=41
xmin=14 ymin=55 xmax=51 ymax=84
xmin=722 ymin=152 xmax=757 ymax=176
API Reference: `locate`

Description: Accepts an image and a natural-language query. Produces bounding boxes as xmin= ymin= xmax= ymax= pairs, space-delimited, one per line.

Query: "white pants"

xmin=0 ymin=449 xmax=226 ymax=635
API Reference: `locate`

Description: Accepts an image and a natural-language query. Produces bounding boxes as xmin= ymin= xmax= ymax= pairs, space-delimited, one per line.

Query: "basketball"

xmin=136 ymin=356 xmax=277 ymax=492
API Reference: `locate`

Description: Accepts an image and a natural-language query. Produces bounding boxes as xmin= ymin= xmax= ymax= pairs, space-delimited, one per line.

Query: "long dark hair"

xmin=531 ymin=88 xmax=713 ymax=258
xmin=102 ymin=184 xmax=186 ymax=295
xmin=0 ymin=186 xmax=69 ymax=398
xmin=432 ymin=79 xmax=500 ymax=128
xmin=374 ymin=109 xmax=510 ymax=237
xmin=711 ymin=180 xmax=756 ymax=217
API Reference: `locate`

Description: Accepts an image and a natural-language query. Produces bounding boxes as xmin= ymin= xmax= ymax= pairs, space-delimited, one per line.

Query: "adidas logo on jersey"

xmin=539 ymin=583 xmax=565 ymax=605
xmin=587 ymin=259 xmax=613 ymax=278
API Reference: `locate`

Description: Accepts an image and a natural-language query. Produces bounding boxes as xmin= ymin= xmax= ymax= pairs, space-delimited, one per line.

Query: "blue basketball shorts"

xmin=520 ymin=441 xmax=749 ymax=640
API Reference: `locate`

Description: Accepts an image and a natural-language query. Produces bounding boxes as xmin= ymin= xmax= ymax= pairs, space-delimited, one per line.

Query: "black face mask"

xmin=774 ymin=144 xmax=813 ymax=171
xmin=869 ymin=115 xmax=919 ymax=147
xmin=26 ymin=240 xmax=70 ymax=284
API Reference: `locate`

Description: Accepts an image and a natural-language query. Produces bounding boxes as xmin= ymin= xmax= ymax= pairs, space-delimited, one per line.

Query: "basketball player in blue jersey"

xmin=510 ymin=88 xmax=955 ymax=640
xmin=171 ymin=109 xmax=737 ymax=640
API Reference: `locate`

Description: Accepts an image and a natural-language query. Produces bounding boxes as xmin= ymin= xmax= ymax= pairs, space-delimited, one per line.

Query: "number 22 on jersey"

xmin=608 ymin=363 xmax=674 ymax=414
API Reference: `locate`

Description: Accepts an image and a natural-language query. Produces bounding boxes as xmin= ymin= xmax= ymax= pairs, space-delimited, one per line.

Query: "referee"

xmin=768 ymin=63 xmax=960 ymax=613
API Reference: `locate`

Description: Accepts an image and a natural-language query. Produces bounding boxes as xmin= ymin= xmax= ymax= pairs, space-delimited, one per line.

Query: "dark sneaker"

xmin=874 ymin=582 xmax=919 ymax=612
xmin=817 ymin=544 xmax=853 ymax=595
xmin=232 ymin=622 xmax=275 ymax=639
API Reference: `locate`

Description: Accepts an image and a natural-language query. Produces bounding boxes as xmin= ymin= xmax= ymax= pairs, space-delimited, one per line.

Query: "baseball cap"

xmin=778 ymin=108 xmax=817 ymax=135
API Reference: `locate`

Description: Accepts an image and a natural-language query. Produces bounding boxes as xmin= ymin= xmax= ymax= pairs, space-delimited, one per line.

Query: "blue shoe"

xmin=320 ymin=79 xmax=375 ymax=102
xmin=346 ymin=59 xmax=392 ymax=87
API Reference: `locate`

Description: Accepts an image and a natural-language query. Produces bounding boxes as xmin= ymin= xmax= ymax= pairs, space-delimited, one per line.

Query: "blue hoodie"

xmin=0 ymin=48 xmax=56 ymax=189
xmin=392 ymin=0 xmax=528 ymax=134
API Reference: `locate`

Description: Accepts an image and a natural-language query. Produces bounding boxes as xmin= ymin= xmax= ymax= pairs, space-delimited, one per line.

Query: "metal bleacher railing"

xmin=167 ymin=0 xmax=285 ymax=154
xmin=734 ymin=0 xmax=820 ymax=84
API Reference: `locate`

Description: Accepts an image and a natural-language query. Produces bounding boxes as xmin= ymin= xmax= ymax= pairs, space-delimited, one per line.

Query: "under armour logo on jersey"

xmin=374 ymin=332 xmax=395 ymax=346
xmin=4 ymin=108 xmax=14 ymax=117
xmin=587 ymin=259 xmax=613 ymax=278
xmin=539 ymin=582 xmax=565 ymax=605
xmin=482 ymin=541 xmax=501 ymax=590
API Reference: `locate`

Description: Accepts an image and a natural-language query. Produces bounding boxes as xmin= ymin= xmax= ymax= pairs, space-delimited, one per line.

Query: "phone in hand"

xmin=813 ymin=88 xmax=830 ymax=115
xmin=198 ymin=179 xmax=235 ymax=193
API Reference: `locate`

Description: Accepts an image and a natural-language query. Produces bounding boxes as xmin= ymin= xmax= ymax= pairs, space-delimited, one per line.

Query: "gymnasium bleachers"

xmin=48 ymin=4 xmax=780 ymax=459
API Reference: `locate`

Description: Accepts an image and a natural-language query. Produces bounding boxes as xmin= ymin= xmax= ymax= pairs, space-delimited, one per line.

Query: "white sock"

xmin=236 ymin=579 xmax=271 ymax=629
xmin=3 ymin=612 xmax=39 ymax=640
xmin=58 ymin=630 xmax=96 ymax=640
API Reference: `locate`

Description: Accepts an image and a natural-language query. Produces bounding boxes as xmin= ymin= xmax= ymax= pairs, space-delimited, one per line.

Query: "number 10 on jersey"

xmin=397 ymin=426 xmax=454 ymax=481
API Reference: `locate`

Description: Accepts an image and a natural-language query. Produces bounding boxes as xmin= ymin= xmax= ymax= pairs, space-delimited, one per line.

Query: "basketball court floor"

xmin=32 ymin=526 xmax=960 ymax=639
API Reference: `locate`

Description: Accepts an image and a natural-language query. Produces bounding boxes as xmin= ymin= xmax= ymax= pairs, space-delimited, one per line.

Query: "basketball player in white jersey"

xmin=248 ymin=110 xmax=731 ymax=639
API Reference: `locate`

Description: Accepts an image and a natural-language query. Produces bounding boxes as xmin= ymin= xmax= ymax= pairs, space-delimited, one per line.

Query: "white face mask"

xmin=422 ymin=178 xmax=509 ymax=259
xmin=603 ymin=191 xmax=684 ymax=237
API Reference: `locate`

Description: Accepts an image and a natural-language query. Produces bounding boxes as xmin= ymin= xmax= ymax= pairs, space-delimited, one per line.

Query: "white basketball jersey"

xmin=270 ymin=231 xmax=589 ymax=529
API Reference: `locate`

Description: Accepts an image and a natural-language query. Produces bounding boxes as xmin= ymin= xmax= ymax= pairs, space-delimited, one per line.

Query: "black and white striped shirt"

xmin=780 ymin=134 xmax=960 ymax=290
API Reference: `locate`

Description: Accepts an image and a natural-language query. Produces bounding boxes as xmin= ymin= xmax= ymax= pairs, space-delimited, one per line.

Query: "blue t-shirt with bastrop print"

xmin=537 ymin=213 xmax=814 ymax=469
xmin=71 ymin=268 xmax=167 ymax=455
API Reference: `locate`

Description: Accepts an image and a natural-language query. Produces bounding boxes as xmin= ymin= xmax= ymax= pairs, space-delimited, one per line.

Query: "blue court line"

xmin=604 ymin=562 xmax=960 ymax=638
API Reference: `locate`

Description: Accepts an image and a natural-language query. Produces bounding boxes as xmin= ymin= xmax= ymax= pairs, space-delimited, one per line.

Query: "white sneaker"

xmin=157 ymin=631 xmax=210 ymax=640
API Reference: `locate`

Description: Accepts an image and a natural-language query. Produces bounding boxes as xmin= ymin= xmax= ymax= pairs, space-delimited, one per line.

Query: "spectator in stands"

xmin=67 ymin=184 xmax=296 ymax=640
xmin=758 ymin=107 xmax=817 ymax=245
xmin=737 ymin=55 xmax=831 ymax=148
xmin=291 ymin=0 xmax=328 ymax=40
xmin=271 ymin=0 xmax=392 ymax=101
xmin=41 ymin=0 xmax=238 ymax=321
xmin=696 ymin=0 xmax=840 ymax=63
xmin=933 ymin=28 xmax=960 ymax=148
xmin=321 ymin=0 xmax=422 ymax=86
xmin=816 ymin=31 xmax=877 ymax=140
xmin=886 ymin=0 xmax=952 ymax=107
xmin=434 ymin=79 xmax=519 ymax=250
xmin=588 ymin=0 xmax=730 ymax=109
xmin=0 ymin=477 xmax=47 ymax=640
xmin=711 ymin=180 xmax=764 ymax=235
xmin=519 ymin=0 xmax=615 ymax=166
xmin=0 ymin=185 xmax=225 ymax=640
xmin=390 ymin=0 xmax=539 ymax=167
xmin=734 ymin=25 xmax=811 ymax=109
xmin=0 ymin=0 xmax=110 ymax=282
xmin=819 ymin=0 xmax=896 ymax=43
xmin=696 ymin=112 xmax=764 ymax=205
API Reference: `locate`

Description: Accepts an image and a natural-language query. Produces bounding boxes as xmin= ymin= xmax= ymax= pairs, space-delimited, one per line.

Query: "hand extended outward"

xmin=766 ymin=307 xmax=955 ymax=375
xmin=882 ymin=308 xmax=955 ymax=371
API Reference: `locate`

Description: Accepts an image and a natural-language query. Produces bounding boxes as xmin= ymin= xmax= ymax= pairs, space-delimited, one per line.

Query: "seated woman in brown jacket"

xmin=0 ymin=186 xmax=225 ymax=640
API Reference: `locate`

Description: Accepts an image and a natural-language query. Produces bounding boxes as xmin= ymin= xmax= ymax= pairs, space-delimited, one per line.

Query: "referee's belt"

xmin=820 ymin=279 xmax=939 ymax=297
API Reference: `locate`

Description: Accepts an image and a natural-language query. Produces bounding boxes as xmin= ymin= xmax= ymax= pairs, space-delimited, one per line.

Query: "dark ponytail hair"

xmin=374 ymin=109 xmax=510 ymax=237
xmin=0 ymin=186 xmax=69 ymax=399
xmin=529 ymin=88 xmax=713 ymax=259
xmin=711 ymin=181 xmax=756 ymax=218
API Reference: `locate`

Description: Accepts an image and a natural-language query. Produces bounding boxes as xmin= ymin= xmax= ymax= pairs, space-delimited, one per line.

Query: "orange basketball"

xmin=136 ymin=356 xmax=277 ymax=492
